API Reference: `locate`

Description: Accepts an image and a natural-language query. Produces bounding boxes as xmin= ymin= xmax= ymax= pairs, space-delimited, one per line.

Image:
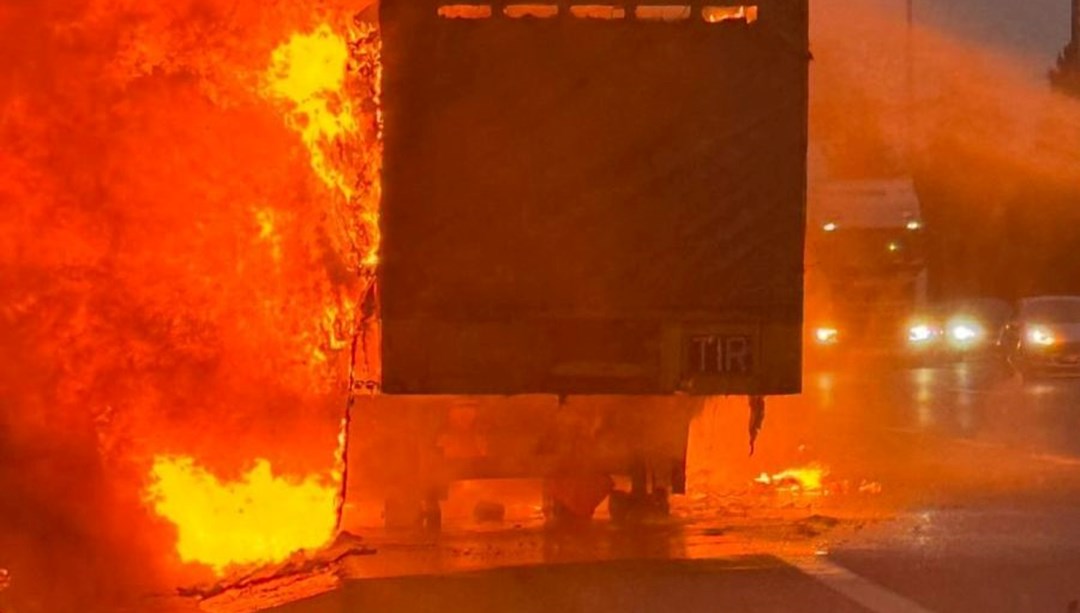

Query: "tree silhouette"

xmin=1051 ymin=5 xmax=1080 ymax=98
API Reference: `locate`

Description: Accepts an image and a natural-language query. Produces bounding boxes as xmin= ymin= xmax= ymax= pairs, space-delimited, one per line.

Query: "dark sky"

xmin=886 ymin=0 xmax=1071 ymax=69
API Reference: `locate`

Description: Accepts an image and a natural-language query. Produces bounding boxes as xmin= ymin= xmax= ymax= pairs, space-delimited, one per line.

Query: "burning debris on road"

xmin=182 ymin=532 xmax=375 ymax=613
xmin=753 ymin=464 xmax=883 ymax=498
xmin=755 ymin=464 xmax=829 ymax=493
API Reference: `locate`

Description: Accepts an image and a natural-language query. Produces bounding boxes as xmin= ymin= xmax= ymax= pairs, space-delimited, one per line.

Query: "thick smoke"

xmin=693 ymin=0 xmax=1080 ymax=497
xmin=810 ymin=0 xmax=1080 ymax=298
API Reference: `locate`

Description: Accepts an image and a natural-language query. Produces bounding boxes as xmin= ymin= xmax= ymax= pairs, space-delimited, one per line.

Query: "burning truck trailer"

xmin=344 ymin=0 xmax=809 ymax=529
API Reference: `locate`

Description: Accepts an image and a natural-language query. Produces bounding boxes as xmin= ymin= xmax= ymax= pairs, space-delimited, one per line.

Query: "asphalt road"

xmin=260 ymin=361 xmax=1080 ymax=613
xmin=6 ymin=361 xmax=1080 ymax=612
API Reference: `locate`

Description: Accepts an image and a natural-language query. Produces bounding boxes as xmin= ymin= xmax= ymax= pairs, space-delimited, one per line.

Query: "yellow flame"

xmin=265 ymin=25 xmax=358 ymax=199
xmin=263 ymin=23 xmax=381 ymax=269
xmin=147 ymin=456 xmax=338 ymax=575
xmin=322 ymin=298 xmax=354 ymax=351
xmin=756 ymin=464 xmax=828 ymax=492
xmin=145 ymin=23 xmax=377 ymax=577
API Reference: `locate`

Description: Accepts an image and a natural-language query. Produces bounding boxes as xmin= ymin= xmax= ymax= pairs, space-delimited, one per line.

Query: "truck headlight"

xmin=814 ymin=327 xmax=839 ymax=345
xmin=949 ymin=322 xmax=981 ymax=343
xmin=1028 ymin=326 xmax=1056 ymax=347
xmin=908 ymin=324 xmax=936 ymax=344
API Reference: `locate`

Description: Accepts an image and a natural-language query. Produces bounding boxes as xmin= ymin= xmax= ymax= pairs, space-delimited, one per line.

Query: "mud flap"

xmin=543 ymin=473 xmax=614 ymax=520
xmin=748 ymin=395 xmax=766 ymax=456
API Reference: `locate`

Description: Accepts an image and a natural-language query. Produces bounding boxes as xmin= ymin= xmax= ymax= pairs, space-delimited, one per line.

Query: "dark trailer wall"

xmin=379 ymin=1 xmax=808 ymax=396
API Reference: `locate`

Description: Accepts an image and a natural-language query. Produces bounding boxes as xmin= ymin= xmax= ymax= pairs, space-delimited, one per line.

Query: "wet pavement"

xmin=7 ymin=361 xmax=1080 ymax=612
xmin=244 ymin=361 xmax=1080 ymax=613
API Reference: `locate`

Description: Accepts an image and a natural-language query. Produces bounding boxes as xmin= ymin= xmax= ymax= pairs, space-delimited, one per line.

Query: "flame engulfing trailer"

xmin=350 ymin=0 xmax=808 ymax=526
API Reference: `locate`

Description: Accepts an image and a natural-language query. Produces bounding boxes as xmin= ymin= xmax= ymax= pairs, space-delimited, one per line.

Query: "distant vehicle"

xmin=903 ymin=298 xmax=1012 ymax=362
xmin=805 ymin=178 xmax=928 ymax=360
xmin=1002 ymin=296 xmax=1080 ymax=381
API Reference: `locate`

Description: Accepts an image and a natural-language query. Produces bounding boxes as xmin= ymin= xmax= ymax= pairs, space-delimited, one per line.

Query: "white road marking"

xmin=785 ymin=556 xmax=935 ymax=613
xmin=881 ymin=427 xmax=921 ymax=435
xmin=1030 ymin=453 xmax=1080 ymax=467
xmin=941 ymin=386 xmax=997 ymax=395
xmin=953 ymin=438 xmax=1000 ymax=448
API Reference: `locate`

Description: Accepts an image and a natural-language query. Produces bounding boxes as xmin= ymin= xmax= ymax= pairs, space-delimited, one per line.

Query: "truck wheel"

xmin=608 ymin=487 xmax=670 ymax=524
xmin=651 ymin=487 xmax=671 ymax=516
xmin=541 ymin=499 xmax=577 ymax=524
xmin=542 ymin=474 xmax=612 ymax=524
xmin=421 ymin=496 xmax=442 ymax=532
xmin=608 ymin=490 xmax=633 ymax=524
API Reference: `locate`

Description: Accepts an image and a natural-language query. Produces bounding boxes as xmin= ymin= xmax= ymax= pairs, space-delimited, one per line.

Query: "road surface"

xmin=230 ymin=361 xmax=1080 ymax=613
xmin=5 ymin=361 xmax=1080 ymax=612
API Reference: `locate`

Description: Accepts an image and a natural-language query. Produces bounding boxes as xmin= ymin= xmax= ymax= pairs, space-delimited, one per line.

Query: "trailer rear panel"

xmin=379 ymin=1 xmax=809 ymax=395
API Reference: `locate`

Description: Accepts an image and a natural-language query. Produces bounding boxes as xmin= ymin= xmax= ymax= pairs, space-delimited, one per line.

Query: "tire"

xmin=607 ymin=488 xmax=670 ymax=524
xmin=541 ymin=475 xmax=612 ymax=524
xmin=608 ymin=490 xmax=633 ymax=524
xmin=542 ymin=499 xmax=575 ymax=524
xmin=421 ymin=497 xmax=442 ymax=532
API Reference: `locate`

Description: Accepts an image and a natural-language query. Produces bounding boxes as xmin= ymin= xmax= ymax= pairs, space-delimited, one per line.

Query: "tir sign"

xmin=687 ymin=335 xmax=754 ymax=375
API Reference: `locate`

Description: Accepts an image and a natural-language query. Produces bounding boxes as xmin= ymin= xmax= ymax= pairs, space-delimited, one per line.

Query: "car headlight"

xmin=949 ymin=322 xmax=981 ymax=343
xmin=908 ymin=324 xmax=937 ymax=344
xmin=814 ymin=327 xmax=839 ymax=345
xmin=1028 ymin=326 xmax=1056 ymax=347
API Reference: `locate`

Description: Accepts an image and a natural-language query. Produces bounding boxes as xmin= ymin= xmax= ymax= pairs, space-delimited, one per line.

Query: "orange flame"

xmin=0 ymin=0 xmax=383 ymax=584
xmin=262 ymin=22 xmax=382 ymax=268
xmin=265 ymin=24 xmax=357 ymax=198
xmin=143 ymin=21 xmax=381 ymax=574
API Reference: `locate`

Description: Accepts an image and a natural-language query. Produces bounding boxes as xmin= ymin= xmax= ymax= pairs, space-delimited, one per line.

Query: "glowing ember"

xmin=148 ymin=456 xmax=339 ymax=575
xmin=755 ymin=464 xmax=829 ymax=492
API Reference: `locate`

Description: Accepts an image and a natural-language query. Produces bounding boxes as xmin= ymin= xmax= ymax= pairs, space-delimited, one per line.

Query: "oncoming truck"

xmin=346 ymin=0 xmax=810 ymax=528
xmin=805 ymin=178 xmax=928 ymax=362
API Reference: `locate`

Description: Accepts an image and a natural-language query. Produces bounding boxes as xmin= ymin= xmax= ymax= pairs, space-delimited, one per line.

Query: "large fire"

xmin=0 ymin=0 xmax=381 ymax=581
xmin=140 ymin=18 xmax=381 ymax=574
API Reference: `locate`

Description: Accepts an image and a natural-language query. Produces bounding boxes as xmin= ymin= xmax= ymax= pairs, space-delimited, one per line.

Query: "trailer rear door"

xmin=379 ymin=1 xmax=809 ymax=395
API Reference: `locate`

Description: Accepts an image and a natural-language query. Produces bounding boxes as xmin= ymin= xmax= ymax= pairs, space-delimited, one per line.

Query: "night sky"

xmin=884 ymin=0 xmax=1070 ymax=69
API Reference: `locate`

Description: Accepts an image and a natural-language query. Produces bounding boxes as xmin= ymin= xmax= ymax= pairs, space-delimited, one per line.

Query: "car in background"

xmin=903 ymin=298 xmax=1012 ymax=363
xmin=1001 ymin=296 xmax=1080 ymax=381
